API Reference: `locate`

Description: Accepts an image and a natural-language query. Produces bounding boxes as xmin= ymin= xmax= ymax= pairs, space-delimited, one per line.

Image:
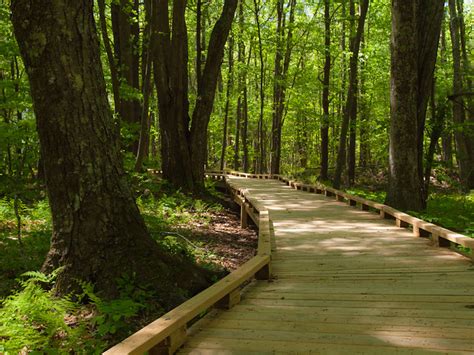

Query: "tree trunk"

xmin=190 ymin=0 xmax=238 ymax=185
xmin=359 ymin=31 xmax=370 ymax=168
xmin=153 ymin=0 xmax=194 ymax=189
xmin=320 ymin=0 xmax=331 ymax=181
xmin=385 ymin=0 xmax=443 ymax=211
xmin=415 ymin=0 xmax=444 ymax=199
xmin=196 ymin=0 xmax=203 ymax=90
xmin=270 ymin=0 xmax=296 ymax=175
xmin=424 ymin=79 xmax=445 ymax=199
xmin=386 ymin=0 xmax=421 ymax=210
xmin=111 ymin=0 xmax=141 ymax=153
xmin=11 ymin=0 xmax=211 ymax=300
xmin=153 ymin=0 xmax=236 ymax=189
xmin=347 ymin=0 xmax=357 ymax=186
xmin=253 ymin=0 xmax=266 ymax=174
xmin=242 ymin=48 xmax=251 ymax=172
xmin=220 ymin=37 xmax=234 ymax=171
xmin=97 ymin=0 xmax=121 ymax=119
xmin=135 ymin=0 xmax=154 ymax=172
xmin=333 ymin=0 xmax=369 ymax=189
xmin=448 ymin=0 xmax=474 ymax=189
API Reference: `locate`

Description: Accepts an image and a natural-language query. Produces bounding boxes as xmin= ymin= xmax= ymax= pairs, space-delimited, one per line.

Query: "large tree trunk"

xmin=386 ymin=0 xmax=421 ymax=210
xmin=190 ymin=0 xmax=238 ymax=185
xmin=320 ymin=0 xmax=331 ymax=181
xmin=154 ymin=0 xmax=237 ymax=189
xmin=415 ymin=0 xmax=444 ymax=199
xmin=333 ymin=0 xmax=369 ymax=189
xmin=11 ymin=0 xmax=211 ymax=300
xmin=385 ymin=0 xmax=443 ymax=211
xmin=153 ymin=0 xmax=194 ymax=189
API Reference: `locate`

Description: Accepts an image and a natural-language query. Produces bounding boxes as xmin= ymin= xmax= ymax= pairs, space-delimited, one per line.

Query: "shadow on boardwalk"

xmin=179 ymin=176 xmax=474 ymax=354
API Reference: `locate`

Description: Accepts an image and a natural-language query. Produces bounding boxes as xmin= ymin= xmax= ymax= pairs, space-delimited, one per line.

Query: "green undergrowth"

xmin=0 ymin=174 xmax=227 ymax=353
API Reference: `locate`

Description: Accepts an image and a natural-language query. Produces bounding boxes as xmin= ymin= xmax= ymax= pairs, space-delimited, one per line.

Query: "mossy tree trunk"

xmin=11 ymin=0 xmax=210 ymax=300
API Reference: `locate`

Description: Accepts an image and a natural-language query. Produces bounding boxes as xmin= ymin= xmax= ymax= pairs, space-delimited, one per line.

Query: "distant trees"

xmin=2 ymin=0 xmax=473 ymax=217
xmin=333 ymin=0 xmax=369 ymax=189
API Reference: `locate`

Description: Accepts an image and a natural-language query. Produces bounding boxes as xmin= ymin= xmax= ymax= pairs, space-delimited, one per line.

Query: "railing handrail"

xmin=271 ymin=173 xmax=474 ymax=257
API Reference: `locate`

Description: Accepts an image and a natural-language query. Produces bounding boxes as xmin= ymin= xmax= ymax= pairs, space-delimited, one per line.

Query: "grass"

xmin=0 ymin=175 xmax=228 ymax=353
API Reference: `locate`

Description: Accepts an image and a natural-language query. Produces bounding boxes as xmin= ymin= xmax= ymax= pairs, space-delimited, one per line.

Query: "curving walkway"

xmin=179 ymin=176 xmax=474 ymax=354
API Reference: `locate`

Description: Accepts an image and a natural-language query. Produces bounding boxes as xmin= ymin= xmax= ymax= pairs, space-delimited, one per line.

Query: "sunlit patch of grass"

xmin=415 ymin=192 xmax=474 ymax=237
xmin=0 ymin=198 xmax=52 ymax=299
xmin=344 ymin=187 xmax=473 ymax=238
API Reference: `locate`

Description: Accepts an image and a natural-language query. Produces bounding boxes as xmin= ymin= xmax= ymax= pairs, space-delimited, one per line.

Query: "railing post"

xmin=216 ymin=288 xmax=241 ymax=309
xmin=241 ymin=202 xmax=248 ymax=228
xmin=149 ymin=325 xmax=187 ymax=355
xmin=255 ymin=263 xmax=272 ymax=280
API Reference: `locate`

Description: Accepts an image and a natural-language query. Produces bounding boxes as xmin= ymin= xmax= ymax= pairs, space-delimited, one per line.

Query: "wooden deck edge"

xmin=103 ymin=173 xmax=273 ymax=355
xmin=225 ymin=171 xmax=473 ymax=259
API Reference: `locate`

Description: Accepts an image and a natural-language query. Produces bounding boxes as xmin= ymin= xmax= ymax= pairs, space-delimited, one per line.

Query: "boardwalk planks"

xmin=180 ymin=176 xmax=474 ymax=354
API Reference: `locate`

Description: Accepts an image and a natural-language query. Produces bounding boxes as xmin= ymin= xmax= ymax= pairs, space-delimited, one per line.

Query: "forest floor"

xmin=0 ymin=174 xmax=258 ymax=352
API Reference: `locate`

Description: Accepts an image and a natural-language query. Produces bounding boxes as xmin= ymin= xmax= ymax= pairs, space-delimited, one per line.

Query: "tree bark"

xmin=448 ymin=0 xmax=474 ymax=189
xmin=415 ymin=0 xmax=444 ymax=199
xmin=135 ymin=0 xmax=154 ymax=172
xmin=359 ymin=31 xmax=370 ymax=168
xmin=11 ymin=0 xmax=211 ymax=299
xmin=347 ymin=0 xmax=357 ymax=186
xmin=253 ymin=0 xmax=266 ymax=174
xmin=97 ymin=0 xmax=121 ymax=119
xmin=220 ymin=37 xmax=234 ymax=171
xmin=320 ymin=0 xmax=331 ymax=181
xmin=333 ymin=0 xmax=369 ymax=189
xmin=271 ymin=0 xmax=296 ymax=175
xmin=190 ymin=0 xmax=238 ymax=185
xmin=424 ymin=79 xmax=445 ymax=199
xmin=234 ymin=1 xmax=245 ymax=171
xmin=111 ymin=0 xmax=141 ymax=153
xmin=386 ymin=0 xmax=421 ymax=210
xmin=385 ymin=0 xmax=443 ymax=211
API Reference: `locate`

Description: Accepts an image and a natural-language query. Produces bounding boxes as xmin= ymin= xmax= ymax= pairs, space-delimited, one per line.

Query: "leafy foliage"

xmin=0 ymin=270 xmax=100 ymax=354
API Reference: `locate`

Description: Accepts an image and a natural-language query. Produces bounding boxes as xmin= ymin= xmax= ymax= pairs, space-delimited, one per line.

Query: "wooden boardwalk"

xmin=179 ymin=176 xmax=474 ymax=354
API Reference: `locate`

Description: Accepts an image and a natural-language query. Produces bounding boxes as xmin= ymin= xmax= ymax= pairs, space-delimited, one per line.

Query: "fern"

xmin=0 ymin=270 xmax=102 ymax=354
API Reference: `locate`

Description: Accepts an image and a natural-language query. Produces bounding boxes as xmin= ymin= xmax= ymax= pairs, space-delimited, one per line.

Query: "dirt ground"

xmin=184 ymin=207 xmax=259 ymax=271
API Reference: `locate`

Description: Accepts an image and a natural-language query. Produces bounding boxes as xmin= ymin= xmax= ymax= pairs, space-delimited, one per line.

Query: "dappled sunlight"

xmin=185 ymin=176 xmax=474 ymax=354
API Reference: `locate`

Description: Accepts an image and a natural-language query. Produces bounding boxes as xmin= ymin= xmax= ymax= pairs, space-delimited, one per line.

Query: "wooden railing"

xmin=268 ymin=173 xmax=473 ymax=259
xmin=105 ymin=170 xmax=472 ymax=354
xmin=103 ymin=174 xmax=272 ymax=355
xmin=213 ymin=170 xmax=473 ymax=258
